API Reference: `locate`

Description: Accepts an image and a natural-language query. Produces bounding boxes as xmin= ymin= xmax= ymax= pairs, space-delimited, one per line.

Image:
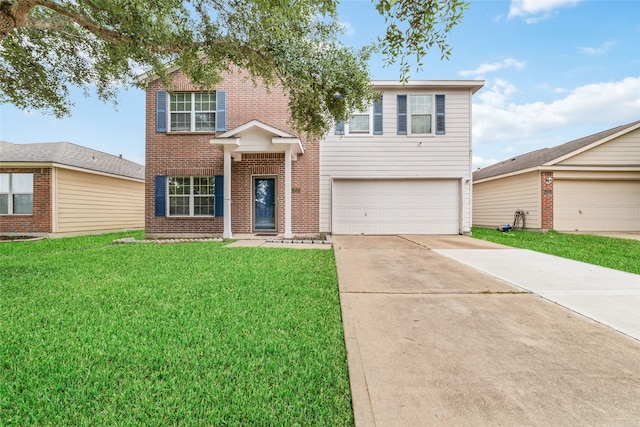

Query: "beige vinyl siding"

xmin=55 ymin=168 xmax=144 ymax=234
xmin=473 ymin=171 xmax=540 ymax=229
xmin=558 ymin=128 xmax=640 ymax=166
xmin=320 ymin=87 xmax=474 ymax=233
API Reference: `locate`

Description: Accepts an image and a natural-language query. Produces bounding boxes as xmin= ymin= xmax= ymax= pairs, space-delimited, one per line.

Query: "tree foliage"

xmin=0 ymin=0 xmax=468 ymax=137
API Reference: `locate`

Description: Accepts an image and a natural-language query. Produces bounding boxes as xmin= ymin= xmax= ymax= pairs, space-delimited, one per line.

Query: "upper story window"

xmin=335 ymin=97 xmax=383 ymax=136
xmin=168 ymin=176 xmax=215 ymax=216
xmin=397 ymin=94 xmax=445 ymax=136
xmin=155 ymin=90 xmax=227 ymax=133
xmin=0 ymin=173 xmax=33 ymax=215
xmin=170 ymin=93 xmax=216 ymax=132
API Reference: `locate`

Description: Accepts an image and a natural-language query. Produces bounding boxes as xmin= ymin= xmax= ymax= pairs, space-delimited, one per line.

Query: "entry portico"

xmin=211 ymin=120 xmax=304 ymax=239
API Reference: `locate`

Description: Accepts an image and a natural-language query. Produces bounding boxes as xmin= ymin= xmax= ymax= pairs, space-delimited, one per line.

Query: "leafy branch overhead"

xmin=0 ymin=0 xmax=469 ymax=137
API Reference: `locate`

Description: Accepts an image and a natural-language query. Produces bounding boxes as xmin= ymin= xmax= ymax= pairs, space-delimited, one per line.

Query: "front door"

xmin=253 ymin=177 xmax=277 ymax=231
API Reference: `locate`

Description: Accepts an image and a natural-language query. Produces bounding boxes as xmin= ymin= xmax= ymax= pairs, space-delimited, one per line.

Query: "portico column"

xmin=223 ymin=148 xmax=232 ymax=239
xmin=284 ymin=145 xmax=293 ymax=239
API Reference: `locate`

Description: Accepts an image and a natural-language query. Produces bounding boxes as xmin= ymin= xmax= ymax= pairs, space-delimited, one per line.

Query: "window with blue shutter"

xmin=155 ymin=176 xmax=166 ymax=217
xmin=335 ymin=121 xmax=345 ymax=135
xmin=373 ymin=96 xmax=383 ymax=135
xmin=156 ymin=91 xmax=167 ymax=133
xmin=216 ymin=91 xmax=227 ymax=132
xmin=435 ymin=94 xmax=445 ymax=135
xmin=214 ymin=175 xmax=224 ymax=216
xmin=397 ymin=95 xmax=407 ymax=135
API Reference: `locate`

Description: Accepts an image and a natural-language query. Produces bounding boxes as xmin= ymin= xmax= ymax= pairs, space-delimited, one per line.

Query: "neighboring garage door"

xmin=554 ymin=180 xmax=640 ymax=232
xmin=332 ymin=179 xmax=460 ymax=235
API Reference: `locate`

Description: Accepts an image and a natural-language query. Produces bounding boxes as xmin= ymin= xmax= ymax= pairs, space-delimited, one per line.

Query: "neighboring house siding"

xmin=557 ymin=129 xmax=640 ymax=166
xmin=55 ymin=168 xmax=144 ymax=234
xmin=0 ymin=167 xmax=52 ymax=235
xmin=320 ymin=87 xmax=474 ymax=233
xmin=473 ymin=171 xmax=540 ymax=229
xmin=145 ymin=68 xmax=319 ymax=237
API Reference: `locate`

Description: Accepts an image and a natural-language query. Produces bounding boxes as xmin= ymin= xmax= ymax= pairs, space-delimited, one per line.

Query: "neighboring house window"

xmin=397 ymin=94 xmax=445 ymax=135
xmin=170 ymin=92 xmax=216 ymax=132
xmin=348 ymin=108 xmax=371 ymax=134
xmin=0 ymin=173 xmax=33 ymax=215
xmin=168 ymin=176 xmax=215 ymax=216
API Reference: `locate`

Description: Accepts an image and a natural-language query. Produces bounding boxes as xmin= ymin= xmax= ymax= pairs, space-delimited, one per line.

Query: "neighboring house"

xmin=473 ymin=120 xmax=640 ymax=232
xmin=143 ymin=66 xmax=484 ymax=238
xmin=0 ymin=141 xmax=145 ymax=237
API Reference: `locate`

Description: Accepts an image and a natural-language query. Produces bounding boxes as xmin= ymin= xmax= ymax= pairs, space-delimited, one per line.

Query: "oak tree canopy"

xmin=0 ymin=0 xmax=468 ymax=137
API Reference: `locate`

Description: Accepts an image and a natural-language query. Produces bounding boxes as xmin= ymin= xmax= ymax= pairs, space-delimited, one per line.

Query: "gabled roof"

xmin=0 ymin=141 xmax=145 ymax=180
xmin=216 ymin=120 xmax=295 ymax=139
xmin=473 ymin=120 xmax=640 ymax=182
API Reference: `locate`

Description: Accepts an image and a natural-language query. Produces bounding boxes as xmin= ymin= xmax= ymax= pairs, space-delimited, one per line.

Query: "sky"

xmin=0 ymin=0 xmax=639 ymax=169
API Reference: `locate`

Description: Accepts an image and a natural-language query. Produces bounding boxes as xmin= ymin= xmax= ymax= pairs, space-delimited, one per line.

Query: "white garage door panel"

xmin=333 ymin=179 xmax=460 ymax=235
xmin=554 ymin=181 xmax=640 ymax=232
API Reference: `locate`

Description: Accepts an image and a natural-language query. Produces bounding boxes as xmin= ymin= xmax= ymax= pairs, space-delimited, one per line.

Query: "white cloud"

xmin=339 ymin=21 xmax=355 ymax=37
xmin=459 ymin=58 xmax=526 ymax=79
xmin=472 ymin=155 xmax=501 ymax=170
xmin=473 ymin=76 xmax=640 ymax=147
xmin=508 ymin=0 xmax=582 ymax=22
xmin=579 ymin=41 xmax=617 ymax=55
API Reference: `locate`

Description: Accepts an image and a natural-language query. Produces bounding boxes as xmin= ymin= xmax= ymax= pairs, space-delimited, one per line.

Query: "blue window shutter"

xmin=155 ymin=176 xmax=166 ymax=217
xmin=214 ymin=175 xmax=224 ymax=216
xmin=373 ymin=96 xmax=383 ymax=135
xmin=335 ymin=121 xmax=345 ymax=135
xmin=397 ymin=95 xmax=407 ymax=135
xmin=216 ymin=90 xmax=227 ymax=132
xmin=436 ymin=94 xmax=445 ymax=135
xmin=156 ymin=91 xmax=167 ymax=132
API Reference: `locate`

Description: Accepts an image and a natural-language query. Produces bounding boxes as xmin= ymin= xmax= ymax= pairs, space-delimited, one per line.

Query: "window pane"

xmin=0 ymin=194 xmax=7 ymax=214
xmin=195 ymin=113 xmax=215 ymax=131
xmin=169 ymin=196 xmax=189 ymax=215
xmin=410 ymin=95 xmax=432 ymax=113
xmin=171 ymin=113 xmax=191 ymax=132
xmin=169 ymin=177 xmax=190 ymax=195
xmin=193 ymin=177 xmax=215 ymax=195
xmin=195 ymin=93 xmax=216 ymax=111
xmin=0 ymin=174 xmax=8 ymax=192
xmin=194 ymin=196 xmax=214 ymax=216
xmin=13 ymin=194 xmax=33 ymax=214
xmin=170 ymin=93 xmax=191 ymax=112
xmin=411 ymin=114 xmax=432 ymax=134
xmin=12 ymin=173 xmax=33 ymax=193
xmin=349 ymin=114 xmax=369 ymax=133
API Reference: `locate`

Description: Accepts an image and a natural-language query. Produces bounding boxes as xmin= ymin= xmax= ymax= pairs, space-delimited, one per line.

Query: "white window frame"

xmin=408 ymin=94 xmax=434 ymax=135
xmin=167 ymin=176 xmax=215 ymax=217
xmin=169 ymin=92 xmax=216 ymax=132
xmin=0 ymin=173 xmax=34 ymax=215
xmin=346 ymin=106 xmax=373 ymax=135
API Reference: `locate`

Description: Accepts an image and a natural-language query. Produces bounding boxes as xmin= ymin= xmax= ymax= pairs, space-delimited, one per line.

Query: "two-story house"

xmin=144 ymin=68 xmax=483 ymax=238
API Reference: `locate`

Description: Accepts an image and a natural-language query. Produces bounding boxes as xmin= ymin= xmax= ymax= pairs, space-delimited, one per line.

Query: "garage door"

xmin=554 ymin=180 xmax=640 ymax=232
xmin=332 ymin=179 xmax=460 ymax=235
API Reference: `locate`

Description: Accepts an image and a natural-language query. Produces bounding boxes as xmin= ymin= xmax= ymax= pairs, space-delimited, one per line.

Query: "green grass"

xmin=0 ymin=232 xmax=353 ymax=426
xmin=472 ymin=227 xmax=640 ymax=275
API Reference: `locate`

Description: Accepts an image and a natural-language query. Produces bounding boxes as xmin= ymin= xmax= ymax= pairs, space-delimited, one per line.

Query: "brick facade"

xmin=145 ymin=68 xmax=319 ymax=238
xmin=0 ymin=167 xmax=52 ymax=235
xmin=540 ymin=171 xmax=554 ymax=230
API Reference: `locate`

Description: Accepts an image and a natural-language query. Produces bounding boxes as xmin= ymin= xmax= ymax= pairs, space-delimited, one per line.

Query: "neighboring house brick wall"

xmin=145 ymin=68 xmax=319 ymax=237
xmin=541 ymin=171 xmax=554 ymax=230
xmin=0 ymin=167 xmax=52 ymax=234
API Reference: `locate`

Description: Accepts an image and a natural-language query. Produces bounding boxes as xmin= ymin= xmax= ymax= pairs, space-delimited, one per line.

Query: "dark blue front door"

xmin=254 ymin=177 xmax=276 ymax=230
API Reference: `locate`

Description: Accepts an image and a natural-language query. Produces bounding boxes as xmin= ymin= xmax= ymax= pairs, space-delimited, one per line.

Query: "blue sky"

xmin=1 ymin=0 xmax=639 ymax=169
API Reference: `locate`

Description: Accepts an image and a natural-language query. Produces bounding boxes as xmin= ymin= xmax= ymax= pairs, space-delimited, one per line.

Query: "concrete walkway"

xmin=333 ymin=235 xmax=640 ymax=426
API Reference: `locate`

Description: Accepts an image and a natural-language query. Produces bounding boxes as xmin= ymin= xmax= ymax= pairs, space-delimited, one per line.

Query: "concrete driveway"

xmin=333 ymin=235 xmax=640 ymax=426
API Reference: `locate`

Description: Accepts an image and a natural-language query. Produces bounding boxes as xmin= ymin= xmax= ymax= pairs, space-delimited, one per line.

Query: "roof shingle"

xmin=473 ymin=120 xmax=640 ymax=181
xmin=0 ymin=141 xmax=144 ymax=180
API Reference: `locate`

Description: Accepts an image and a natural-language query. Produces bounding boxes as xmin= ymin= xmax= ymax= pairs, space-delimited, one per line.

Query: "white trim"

xmin=223 ymin=149 xmax=232 ymax=239
xmin=284 ymin=145 xmax=293 ymax=238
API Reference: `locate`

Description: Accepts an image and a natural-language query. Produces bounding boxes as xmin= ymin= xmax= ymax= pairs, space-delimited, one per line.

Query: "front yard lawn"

xmin=472 ymin=228 xmax=640 ymax=275
xmin=0 ymin=232 xmax=353 ymax=425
